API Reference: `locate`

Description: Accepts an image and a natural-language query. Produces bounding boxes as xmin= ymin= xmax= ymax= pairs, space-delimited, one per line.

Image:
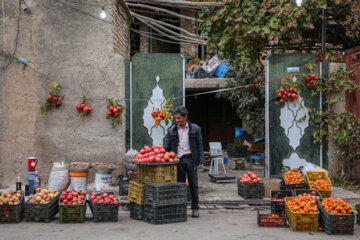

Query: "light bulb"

xmin=296 ymin=0 xmax=302 ymax=6
xmin=100 ymin=6 xmax=106 ymax=18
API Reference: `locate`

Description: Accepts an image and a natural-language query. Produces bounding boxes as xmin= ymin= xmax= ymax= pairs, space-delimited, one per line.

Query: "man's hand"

xmin=198 ymin=164 xmax=204 ymax=169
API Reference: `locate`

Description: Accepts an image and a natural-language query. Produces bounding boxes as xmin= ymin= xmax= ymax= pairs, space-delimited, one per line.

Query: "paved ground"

xmin=1 ymin=210 xmax=359 ymax=240
xmin=1 ymin=163 xmax=360 ymax=239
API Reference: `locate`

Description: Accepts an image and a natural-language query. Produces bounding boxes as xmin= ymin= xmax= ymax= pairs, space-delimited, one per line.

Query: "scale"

xmin=208 ymin=142 xmax=235 ymax=183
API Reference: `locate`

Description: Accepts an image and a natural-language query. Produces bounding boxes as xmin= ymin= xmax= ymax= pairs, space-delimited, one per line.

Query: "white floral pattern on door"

xmin=279 ymin=76 xmax=309 ymax=169
xmin=143 ymin=76 xmax=171 ymax=145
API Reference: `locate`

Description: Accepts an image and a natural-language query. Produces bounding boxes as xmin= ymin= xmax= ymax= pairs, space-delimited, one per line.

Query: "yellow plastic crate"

xmin=128 ymin=181 xmax=145 ymax=205
xmin=305 ymin=171 xmax=332 ymax=198
xmin=137 ymin=164 xmax=177 ymax=185
xmin=284 ymin=197 xmax=319 ymax=232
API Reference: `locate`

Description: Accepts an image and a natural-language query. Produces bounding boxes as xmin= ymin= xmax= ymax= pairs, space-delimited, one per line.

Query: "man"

xmin=164 ymin=106 xmax=204 ymax=218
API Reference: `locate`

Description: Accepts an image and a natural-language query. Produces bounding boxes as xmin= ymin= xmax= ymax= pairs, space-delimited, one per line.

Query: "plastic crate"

xmin=25 ymin=192 xmax=60 ymax=222
xmin=59 ymin=198 xmax=86 ymax=223
xmin=284 ymin=197 xmax=319 ymax=232
xmin=270 ymin=190 xmax=293 ymax=214
xmin=137 ymin=164 xmax=177 ymax=185
xmin=305 ymin=171 xmax=332 ymax=198
xmin=0 ymin=192 xmax=25 ymax=223
xmin=144 ymin=204 xmax=187 ymax=225
xmin=119 ymin=179 xmax=129 ymax=196
xmin=145 ymin=183 xmax=187 ymax=207
xmin=130 ymin=202 xmax=144 ymax=220
xmin=293 ymin=189 xmax=322 ymax=199
xmin=128 ymin=181 xmax=145 ymax=205
xmin=88 ymin=192 xmax=119 ymax=222
xmin=237 ymin=180 xmax=264 ymax=199
xmin=318 ymin=199 xmax=355 ymax=235
xmin=282 ymin=172 xmax=307 ymax=190
xmin=257 ymin=211 xmax=287 ymax=227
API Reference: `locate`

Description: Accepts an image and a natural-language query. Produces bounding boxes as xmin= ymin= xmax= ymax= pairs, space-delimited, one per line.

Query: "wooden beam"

xmin=146 ymin=0 xmax=223 ymax=7
xmin=126 ymin=2 xmax=203 ymax=22
xmin=130 ymin=11 xmax=198 ymax=37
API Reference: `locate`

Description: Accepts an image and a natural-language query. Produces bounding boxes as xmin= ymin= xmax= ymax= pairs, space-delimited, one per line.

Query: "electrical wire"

xmin=62 ymin=0 xmax=218 ymax=14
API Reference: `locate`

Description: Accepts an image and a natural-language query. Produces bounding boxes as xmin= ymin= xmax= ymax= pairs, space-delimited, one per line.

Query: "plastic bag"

xmin=301 ymin=162 xmax=329 ymax=176
xmin=124 ymin=148 xmax=138 ymax=164
xmin=47 ymin=161 xmax=69 ymax=191
xmin=235 ymin=128 xmax=246 ymax=138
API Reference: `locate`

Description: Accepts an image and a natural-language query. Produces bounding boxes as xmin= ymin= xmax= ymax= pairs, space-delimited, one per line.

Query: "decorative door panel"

xmin=266 ymin=54 xmax=328 ymax=177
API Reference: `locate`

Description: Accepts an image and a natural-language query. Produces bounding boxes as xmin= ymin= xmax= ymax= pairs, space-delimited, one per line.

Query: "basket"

xmin=143 ymin=204 xmax=187 ymax=225
xmin=145 ymin=183 xmax=187 ymax=207
xmin=0 ymin=192 xmax=25 ymax=223
xmin=270 ymin=190 xmax=293 ymax=214
xmin=88 ymin=192 xmax=119 ymax=222
xmin=137 ymin=164 xmax=177 ymax=185
xmin=293 ymin=189 xmax=322 ymax=199
xmin=128 ymin=181 xmax=145 ymax=205
xmin=257 ymin=211 xmax=287 ymax=227
xmin=284 ymin=197 xmax=319 ymax=232
xmin=130 ymin=202 xmax=144 ymax=220
xmin=318 ymin=199 xmax=355 ymax=235
xmin=237 ymin=180 xmax=264 ymax=199
xmin=59 ymin=198 xmax=86 ymax=223
xmin=25 ymin=192 xmax=60 ymax=222
xmin=282 ymin=172 xmax=307 ymax=190
xmin=305 ymin=171 xmax=332 ymax=198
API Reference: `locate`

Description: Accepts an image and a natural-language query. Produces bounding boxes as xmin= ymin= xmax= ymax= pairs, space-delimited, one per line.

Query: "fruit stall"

xmin=0 ymin=153 xmax=359 ymax=234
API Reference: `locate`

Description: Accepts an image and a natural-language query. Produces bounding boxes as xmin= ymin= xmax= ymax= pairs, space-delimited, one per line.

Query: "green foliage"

xmin=201 ymin=0 xmax=360 ymax=64
xmin=40 ymin=82 xmax=64 ymax=115
xmin=216 ymin=62 xmax=265 ymax=137
xmin=107 ymin=98 xmax=125 ymax=128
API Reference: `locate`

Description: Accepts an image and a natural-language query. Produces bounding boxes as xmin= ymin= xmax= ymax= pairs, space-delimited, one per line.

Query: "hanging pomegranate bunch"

xmin=305 ymin=74 xmax=320 ymax=88
xmin=76 ymin=92 xmax=92 ymax=118
xmin=40 ymin=82 xmax=64 ymax=115
xmin=106 ymin=98 xmax=125 ymax=128
xmin=151 ymin=98 xmax=173 ymax=127
xmin=275 ymin=87 xmax=299 ymax=104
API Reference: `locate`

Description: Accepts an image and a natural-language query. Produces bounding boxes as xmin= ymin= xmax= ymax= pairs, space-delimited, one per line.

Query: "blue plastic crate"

xmin=215 ymin=61 xmax=232 ymax=78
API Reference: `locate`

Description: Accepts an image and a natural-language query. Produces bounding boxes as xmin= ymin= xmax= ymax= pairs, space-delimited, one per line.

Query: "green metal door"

xmin=125 ymin=54 xmax=184 ymax=151
xmin=265 ymin=54 xmax=328 ymax=177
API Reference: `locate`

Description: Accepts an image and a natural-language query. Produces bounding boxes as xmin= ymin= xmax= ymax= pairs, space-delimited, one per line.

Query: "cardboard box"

xmin=263 ymin=178 xmax=281 ymax=197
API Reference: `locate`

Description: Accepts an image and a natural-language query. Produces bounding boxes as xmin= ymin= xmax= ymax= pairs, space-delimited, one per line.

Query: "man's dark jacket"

xmin=164 ymin=121 xmax=204 ymax=166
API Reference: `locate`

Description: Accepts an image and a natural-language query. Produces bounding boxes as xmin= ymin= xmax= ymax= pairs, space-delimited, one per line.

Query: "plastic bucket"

xmin=94 ymin=173 xmax=113 ymax=191
xmin=69 ymin=171 xmax=89 ymax=191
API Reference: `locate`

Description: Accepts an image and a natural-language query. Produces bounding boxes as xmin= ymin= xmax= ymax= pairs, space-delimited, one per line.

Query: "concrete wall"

xmin=0 ymin=0 xmax=126 ymax=187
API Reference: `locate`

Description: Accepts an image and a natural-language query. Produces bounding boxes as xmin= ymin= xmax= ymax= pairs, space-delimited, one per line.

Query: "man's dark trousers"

xmin=177 ymin=154 xmax=199 ymax=209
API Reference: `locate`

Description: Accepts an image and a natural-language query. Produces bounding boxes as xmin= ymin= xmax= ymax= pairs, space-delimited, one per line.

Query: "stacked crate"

xmin=129 ymin=162 xmax=187 ymax=224
xmin=128 ymin=180 xmax=145 ymax=220
xmin=143 ymin=183 xmax=187 ymax=224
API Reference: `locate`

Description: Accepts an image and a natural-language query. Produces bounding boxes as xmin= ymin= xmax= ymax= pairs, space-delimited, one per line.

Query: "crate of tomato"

xmin=59 ymin=189 xmax=87 ymax=223
xmin=282 ymin=169 xmax=307 ymax=190
xmin=0 ymin=190 xmax=24 ymax=223
xmin=305 ymin=171 xmax=332 ymax=198
xmin=318 ymin=197 xmax=355 ymax=235
xmin=237 ymin=172 xmax=264 ymax=199
xmin=270 ymin=190 xmax=293 ymax=214
xmin=284 ymin=194 xmax=319 ymax=232
xmin=257 ymin=211 xmax=287 ymax=227
xmin=88 ymin=192 xmax=119 ymax=222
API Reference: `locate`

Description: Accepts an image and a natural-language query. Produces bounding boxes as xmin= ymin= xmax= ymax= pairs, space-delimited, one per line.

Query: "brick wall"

xmin=140 ymin=23 xmax=149 ymax=53
xmin=180 ymin=9 xmax=196 ymax=59
xmin=112 ymin=0 xmax=132 ymax=58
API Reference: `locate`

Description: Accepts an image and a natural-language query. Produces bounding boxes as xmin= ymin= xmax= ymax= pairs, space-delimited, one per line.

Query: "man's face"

xmin=175 ymin=113 xmax=187 ymax=127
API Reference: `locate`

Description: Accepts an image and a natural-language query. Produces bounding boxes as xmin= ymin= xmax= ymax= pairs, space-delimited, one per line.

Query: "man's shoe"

xmin=192 ymin=209 xmax=200 ymax=218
